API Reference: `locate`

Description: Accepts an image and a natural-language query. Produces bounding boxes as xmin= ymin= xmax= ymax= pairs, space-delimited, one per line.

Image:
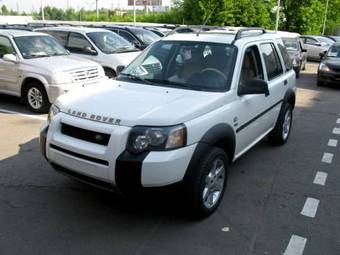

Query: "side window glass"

xmin=0 ymin=36 xmax=15 ymax=58
xmin=67 ymin=32 xmax=94 ymax=54
xmin=119 ymin=30 xmax=136 ymax=44
xmin=49 ymin=31 xmax=68 ymax=46
xmin=306 ymin=38 xmax=318 ymax=44
xmin=276 ymin=39 xmax=293 ymax=71
xmin=239 ymin=45 xmax=264 ymax=87
xmin=260 ymin=43 xmax=283 ymax=80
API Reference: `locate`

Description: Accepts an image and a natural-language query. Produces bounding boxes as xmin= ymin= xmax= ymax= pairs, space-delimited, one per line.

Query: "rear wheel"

xmin=184 ymin=147 xmax=228 ymax=219
xmin=25 ymin=82 xmax=50 ymax=113
xmin=268 ymin=103 xmax=293 ymax=146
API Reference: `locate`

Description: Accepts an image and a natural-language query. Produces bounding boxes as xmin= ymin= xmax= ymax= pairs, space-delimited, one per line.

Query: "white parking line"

xmin=337 ymin=118 xmax=340 ymax=124
xmin=284 ymin=235 xmax=307 ymax=255
xmin=313 ymin=171 xmax=328 ymax=186
xmin=322 ymin=152 xmax=333 ymax=164
xmin=332 ymin=127 xmax=340 ymax=135
xmin=301 ymin=197 xmax=320 ymax=218
xmin=328 ymin=139 xmax=338 ymax=147
xmin=0 ymin=108 xmax=46 ymax=121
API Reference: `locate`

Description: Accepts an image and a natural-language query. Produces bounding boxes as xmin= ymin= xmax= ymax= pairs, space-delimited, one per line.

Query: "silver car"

xmin=301 ymin=35 xmax=334 ymax=61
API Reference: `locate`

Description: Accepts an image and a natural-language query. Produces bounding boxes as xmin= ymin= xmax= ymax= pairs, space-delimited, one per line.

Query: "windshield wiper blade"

xmin=120 ymin=73 xmax=154 ymax=84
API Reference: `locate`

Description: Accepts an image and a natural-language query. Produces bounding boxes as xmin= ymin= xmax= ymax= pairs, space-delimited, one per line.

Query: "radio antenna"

xmin=196 ymin=4 xmax=218 ymax=36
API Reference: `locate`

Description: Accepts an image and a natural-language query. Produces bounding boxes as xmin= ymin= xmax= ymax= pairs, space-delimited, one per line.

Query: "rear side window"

xmin=276 ymin=39 xmax=293 ymax=71
xmin=260 ymin=43 xmax=283 ymax=80
xmin=0 ymin=36 xmax=15 ymax=57
xmin=45 ymin=31 xmax=68 ymax=46
xmin=118 ymin=30 xmax=136 ymax=44
xmin=67 ymin=32 xmax=94 ymax=54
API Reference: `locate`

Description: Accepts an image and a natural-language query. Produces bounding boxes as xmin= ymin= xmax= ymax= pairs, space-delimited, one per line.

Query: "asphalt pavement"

xmin=0 ymin=63 xmax=339 ymax=255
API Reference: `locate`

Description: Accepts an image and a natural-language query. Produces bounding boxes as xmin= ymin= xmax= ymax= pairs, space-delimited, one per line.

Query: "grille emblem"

xmin=94 ymin=134 xmax=103 ymax=142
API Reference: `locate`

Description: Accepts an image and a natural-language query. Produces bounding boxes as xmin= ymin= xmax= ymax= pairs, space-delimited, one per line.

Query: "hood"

xmin=23 ymin=55 xmax=99 ymax=73
xmin=107 ymin=50 xmax=141 ymax=67
xmin=323 ymin=58 xmax=340 ymax=70
xmin=56 ymin=81 xmax=226 ymax=127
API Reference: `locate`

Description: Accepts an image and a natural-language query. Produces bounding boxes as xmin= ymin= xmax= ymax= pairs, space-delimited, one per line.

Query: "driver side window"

xmin=0 ymin=36 xmax=15 ymax=58
xmin=239 ymin=45 xmax=264 ymax=87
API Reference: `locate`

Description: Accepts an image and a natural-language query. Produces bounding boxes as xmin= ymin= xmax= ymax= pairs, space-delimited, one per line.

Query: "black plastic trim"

xmin=115 ymin=150 xmax=149 ymax=193
xmin=236 ymin=100 xmax=283 ymax=133
xmin=51 ymin=163 xmax=116 ymax=191
xmin=50 ymin=144 xmax=109 ymax=166
xmin=39 ymin=125 xmax=48 ymax=159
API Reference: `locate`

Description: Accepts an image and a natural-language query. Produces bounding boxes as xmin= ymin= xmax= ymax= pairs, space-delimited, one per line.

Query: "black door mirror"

xmin=301 ymin=48 xmax=307 ymax=53
xmin=116 ymin=65 xmax=125 ymax=75
xmin=84 ymin=46 xmax=97 ymax=55
xmin=319 ymin=51 xmax=326 ymax=59
xmin=238 ymin=79 xmax=269 ymax=96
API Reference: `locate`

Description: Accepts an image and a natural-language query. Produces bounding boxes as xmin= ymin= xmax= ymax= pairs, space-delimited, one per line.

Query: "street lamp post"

xmin=96 ymin=0 xmax=99 ymax=20
xmin=322 ymin=0 xmax=329 ymax=35
xmin=41 ymin=0 xmax=45 ymax=20
xmin=133 ymin=0 xmax=136 ymax=26
xmin=275 ymin=0 xmax=280 ymax=32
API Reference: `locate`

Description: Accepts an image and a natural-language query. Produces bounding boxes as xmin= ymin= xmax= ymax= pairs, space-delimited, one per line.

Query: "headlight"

xmin=52 ymin=72 xmax=73 ymax=84
xmin=47 ymin=104 xmax=60 ymax=123
xmin=319 ymin=63 xmax=330 ymax=72
xmin=127 ymin=124 xmax=187 ymax=154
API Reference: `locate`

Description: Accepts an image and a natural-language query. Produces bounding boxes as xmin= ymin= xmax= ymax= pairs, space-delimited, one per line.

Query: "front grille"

xmin=69 ymin=67 xmax=99 ymax=82
xmin=50 ymin=144 xmax=109 ymax=166
xmin=61 ymin=123 xmax=110 ymax=146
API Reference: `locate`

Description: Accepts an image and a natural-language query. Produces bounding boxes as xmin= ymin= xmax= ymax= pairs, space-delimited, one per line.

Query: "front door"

xmin=0 ymin=36 xmax=18 ymax=93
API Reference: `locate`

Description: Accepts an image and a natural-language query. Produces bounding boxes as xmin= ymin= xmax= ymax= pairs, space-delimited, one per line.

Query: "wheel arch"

xmin=284 ymin=88 xmax=296 ymax=109
xmin=20 ymin=76 xmax=48 ymax=99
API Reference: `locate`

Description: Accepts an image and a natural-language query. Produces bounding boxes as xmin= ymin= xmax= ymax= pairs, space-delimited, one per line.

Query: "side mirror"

xmin=301 ymin=48 xmax=307 ymax=53
xmin=238 ymin=79 xmax=269 ymax=97
xmin=3 ymin=53 xmax=18 ymax=63
xmin=116 ymin=65 xmax=125 ymax=75
xmin=132 ymin=40 xmax=142 ymax=49
xmin=84 ymin=46 xmax=97 ymax=55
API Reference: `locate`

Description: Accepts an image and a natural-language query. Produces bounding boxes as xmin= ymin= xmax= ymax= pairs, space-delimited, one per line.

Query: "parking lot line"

xmin=332 ymin=127 xmax=340 ymax=135
xmin=321 ymin=153 xmax=333 ymax=164
xmin=0 ymin=108 xmax=46 ymax=121
xmin=327 ymin=139 xmax=338 ymax=147
xmin=301 ymin=197 xmax=320 ymax=218
xmin=284 ymin=235 xmax=307 ymax=255
xmin=313 ymin=171 xmax=328 ymax=186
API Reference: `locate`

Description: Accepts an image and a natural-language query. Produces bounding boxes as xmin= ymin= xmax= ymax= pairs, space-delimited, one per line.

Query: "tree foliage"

xmin=0 ymin=0 xmax=339 ymax=35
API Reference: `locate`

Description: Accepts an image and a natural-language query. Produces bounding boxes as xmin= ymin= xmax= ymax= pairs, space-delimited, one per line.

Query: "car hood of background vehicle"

xmin=56 ymin=81 xmax=226 ymax=127
xmin=109 ymin=50 xmax=140 ymax=66
xmin=24 ymin=55 xmax=98 ymax=72
xmin=324 ymin=58 xmax=340 ymax=70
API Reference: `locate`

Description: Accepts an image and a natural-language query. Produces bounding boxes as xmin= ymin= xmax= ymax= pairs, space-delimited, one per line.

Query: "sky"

xmin=1 ymin=0 xmax=173 ymax=13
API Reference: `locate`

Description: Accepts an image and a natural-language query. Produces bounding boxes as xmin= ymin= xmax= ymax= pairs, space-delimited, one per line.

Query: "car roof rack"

xmin=231 ymin=27 xmax=266 ymax=44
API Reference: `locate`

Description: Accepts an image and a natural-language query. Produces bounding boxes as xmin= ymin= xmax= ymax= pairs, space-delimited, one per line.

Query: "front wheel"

xmin=184 ymin=147 xmax=228 ymax=219
xmin=25 ymin=83 xmax=51 ymax=113
xmin=268 ymin=103 xmax=293 ymax=146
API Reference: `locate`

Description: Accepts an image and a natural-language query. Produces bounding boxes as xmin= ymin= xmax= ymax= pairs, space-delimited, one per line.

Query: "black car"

xmin=88 ymin=25 xmax=161 ymax=50
xmin=317 ymin=43 xmax=340 ymax=86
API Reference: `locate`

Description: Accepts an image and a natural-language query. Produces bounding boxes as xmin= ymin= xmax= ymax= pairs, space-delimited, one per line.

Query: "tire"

xmin=104 ymin=68 xmax=116 ymax=79
xmin=184 ymin=147 xmax=228 ymax=219
xmin=25 ymin=82 xmax=51 ymax=113
xmin=295 ymin=69 xmax=300 ymax=78
xmin=268 ymin=103 xmax=293 ymax=146
xmin=302 ymin=61 xmax=306 ymax=71
xmin=317 ymin=79 xmax=324 ymax=87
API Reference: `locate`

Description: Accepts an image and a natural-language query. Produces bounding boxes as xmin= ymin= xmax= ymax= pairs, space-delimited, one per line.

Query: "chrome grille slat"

xmin=69 ymin=67 xmax=99 ymax=82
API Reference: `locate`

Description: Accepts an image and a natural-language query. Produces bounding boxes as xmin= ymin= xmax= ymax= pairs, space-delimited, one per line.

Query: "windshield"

xmin=87 ymin=31 xmax=137 ymax=54
xmin=316 ymin=36 xmax=334 ymax=45
xmin=14 ymin=35 xmax=68 ymax=59
xmin=117 ymin=41 xmax=237 ymax=92
xmin=282 ymin=38 xmax=299 ymax=51
xmin=129 ymin=27 xmax=161 ymax=45
xmin=327 ymin=45 xmax=340 ymax=58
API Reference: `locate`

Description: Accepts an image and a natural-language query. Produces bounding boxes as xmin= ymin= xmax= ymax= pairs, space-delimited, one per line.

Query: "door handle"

xmin=284 ymin=80 xmax=288 ymax=86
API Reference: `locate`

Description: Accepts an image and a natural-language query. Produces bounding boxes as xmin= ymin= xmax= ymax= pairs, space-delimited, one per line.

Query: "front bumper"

xmin=318 ymin=71 xmax=340 ymax=85
xmin=47 ymin=76 xmax=109 ymax=103
xmin=40 ymin=114 xmax=196 ymax=192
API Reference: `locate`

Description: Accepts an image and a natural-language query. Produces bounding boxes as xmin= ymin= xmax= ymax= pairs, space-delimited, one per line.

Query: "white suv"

xmin=0 ymin=29 xmax=107 ymax=113
xmin=36 ymin=27 xmax=141 ymax=78
xmin=40 ymin=28 xmax=296 ymax=218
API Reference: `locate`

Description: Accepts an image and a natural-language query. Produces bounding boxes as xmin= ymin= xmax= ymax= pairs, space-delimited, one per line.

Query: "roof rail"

xmin=232 ymin=27 xmax=266 ymax=44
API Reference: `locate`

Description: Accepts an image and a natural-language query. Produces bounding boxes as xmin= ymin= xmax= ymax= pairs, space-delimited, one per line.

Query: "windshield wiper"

xmin=27 ymin=53 xmax=50 ymax=58
xmin=146 ymin=79 xmax=204 ymax=91
xmin=50 ymin=52 xmax=68 ymax=56
xmin=119 ymin=73 xmax=154 ymax=85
